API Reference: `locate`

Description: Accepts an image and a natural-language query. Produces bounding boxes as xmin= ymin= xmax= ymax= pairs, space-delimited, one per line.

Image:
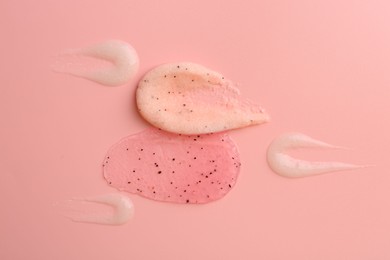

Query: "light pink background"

xmin=1 ymin=1 xmax=389 ymax=259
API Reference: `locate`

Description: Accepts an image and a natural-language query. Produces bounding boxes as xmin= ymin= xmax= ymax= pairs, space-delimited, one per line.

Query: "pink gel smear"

xmin=103 ymin=128 xmax=241 ymax=204
xmin=136 ymin=62 xmax=269 ymax=135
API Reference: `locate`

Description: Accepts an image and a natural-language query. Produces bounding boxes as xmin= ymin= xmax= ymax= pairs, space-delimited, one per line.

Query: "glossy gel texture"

xmin=103 ymin=128 xmax=241 ymax=204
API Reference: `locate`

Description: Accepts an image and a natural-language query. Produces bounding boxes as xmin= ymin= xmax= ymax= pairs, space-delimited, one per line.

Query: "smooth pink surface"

xmin=104 ymin=128 xmax=240 ymax=204
xmin=1 ymin=1 xmax=389 ymax=259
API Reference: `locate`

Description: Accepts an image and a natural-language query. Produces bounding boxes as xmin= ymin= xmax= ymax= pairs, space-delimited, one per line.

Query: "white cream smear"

xmin=53 ymin=40 xmax=139 ymax=86
xmin=267 ymin=133 xmax=369 ymax=178
xmin=57 ymin=193 xmax=134 ymax=225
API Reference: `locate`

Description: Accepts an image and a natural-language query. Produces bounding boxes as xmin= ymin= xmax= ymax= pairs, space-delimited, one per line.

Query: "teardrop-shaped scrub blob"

xmin=53 ymin=40 xmax=139 ymax=86
xmin=267 ymin=132 xmax=369 ymax=178
xmin=136 ymin=62 xmax=269 ymax=135
xmin=103 ymin=128 xmax=241 ymax=204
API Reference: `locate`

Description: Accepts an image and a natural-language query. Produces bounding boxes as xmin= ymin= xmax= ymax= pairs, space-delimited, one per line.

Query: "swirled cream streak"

xmin=53 ymin=40 xmax=139 ymax=86
xmin=267 ymin=133 xmax=369 ymax=178
xmin=59 ymin=193 xmax=134 ymax=225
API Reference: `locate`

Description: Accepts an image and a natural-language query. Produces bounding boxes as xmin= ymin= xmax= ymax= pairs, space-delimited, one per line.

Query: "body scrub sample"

xmin=136 ymin=62 xmax=269 ymax=135
xmin=103 ymin=128 xmax=240 ymax=204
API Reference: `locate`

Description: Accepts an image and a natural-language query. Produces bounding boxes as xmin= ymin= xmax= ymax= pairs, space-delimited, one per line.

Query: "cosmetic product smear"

xmin=56 ymin=193 xmax=134 ymax=225
xmin=53 ymin=40 xmax=139 ymax=86
xmin=136 ymin=62 xmax=269 ymax=135
xmin=267 ymin=132 xmax=369 ymax=178
xmin=103 ymin=127 xmax=240 ymax=204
